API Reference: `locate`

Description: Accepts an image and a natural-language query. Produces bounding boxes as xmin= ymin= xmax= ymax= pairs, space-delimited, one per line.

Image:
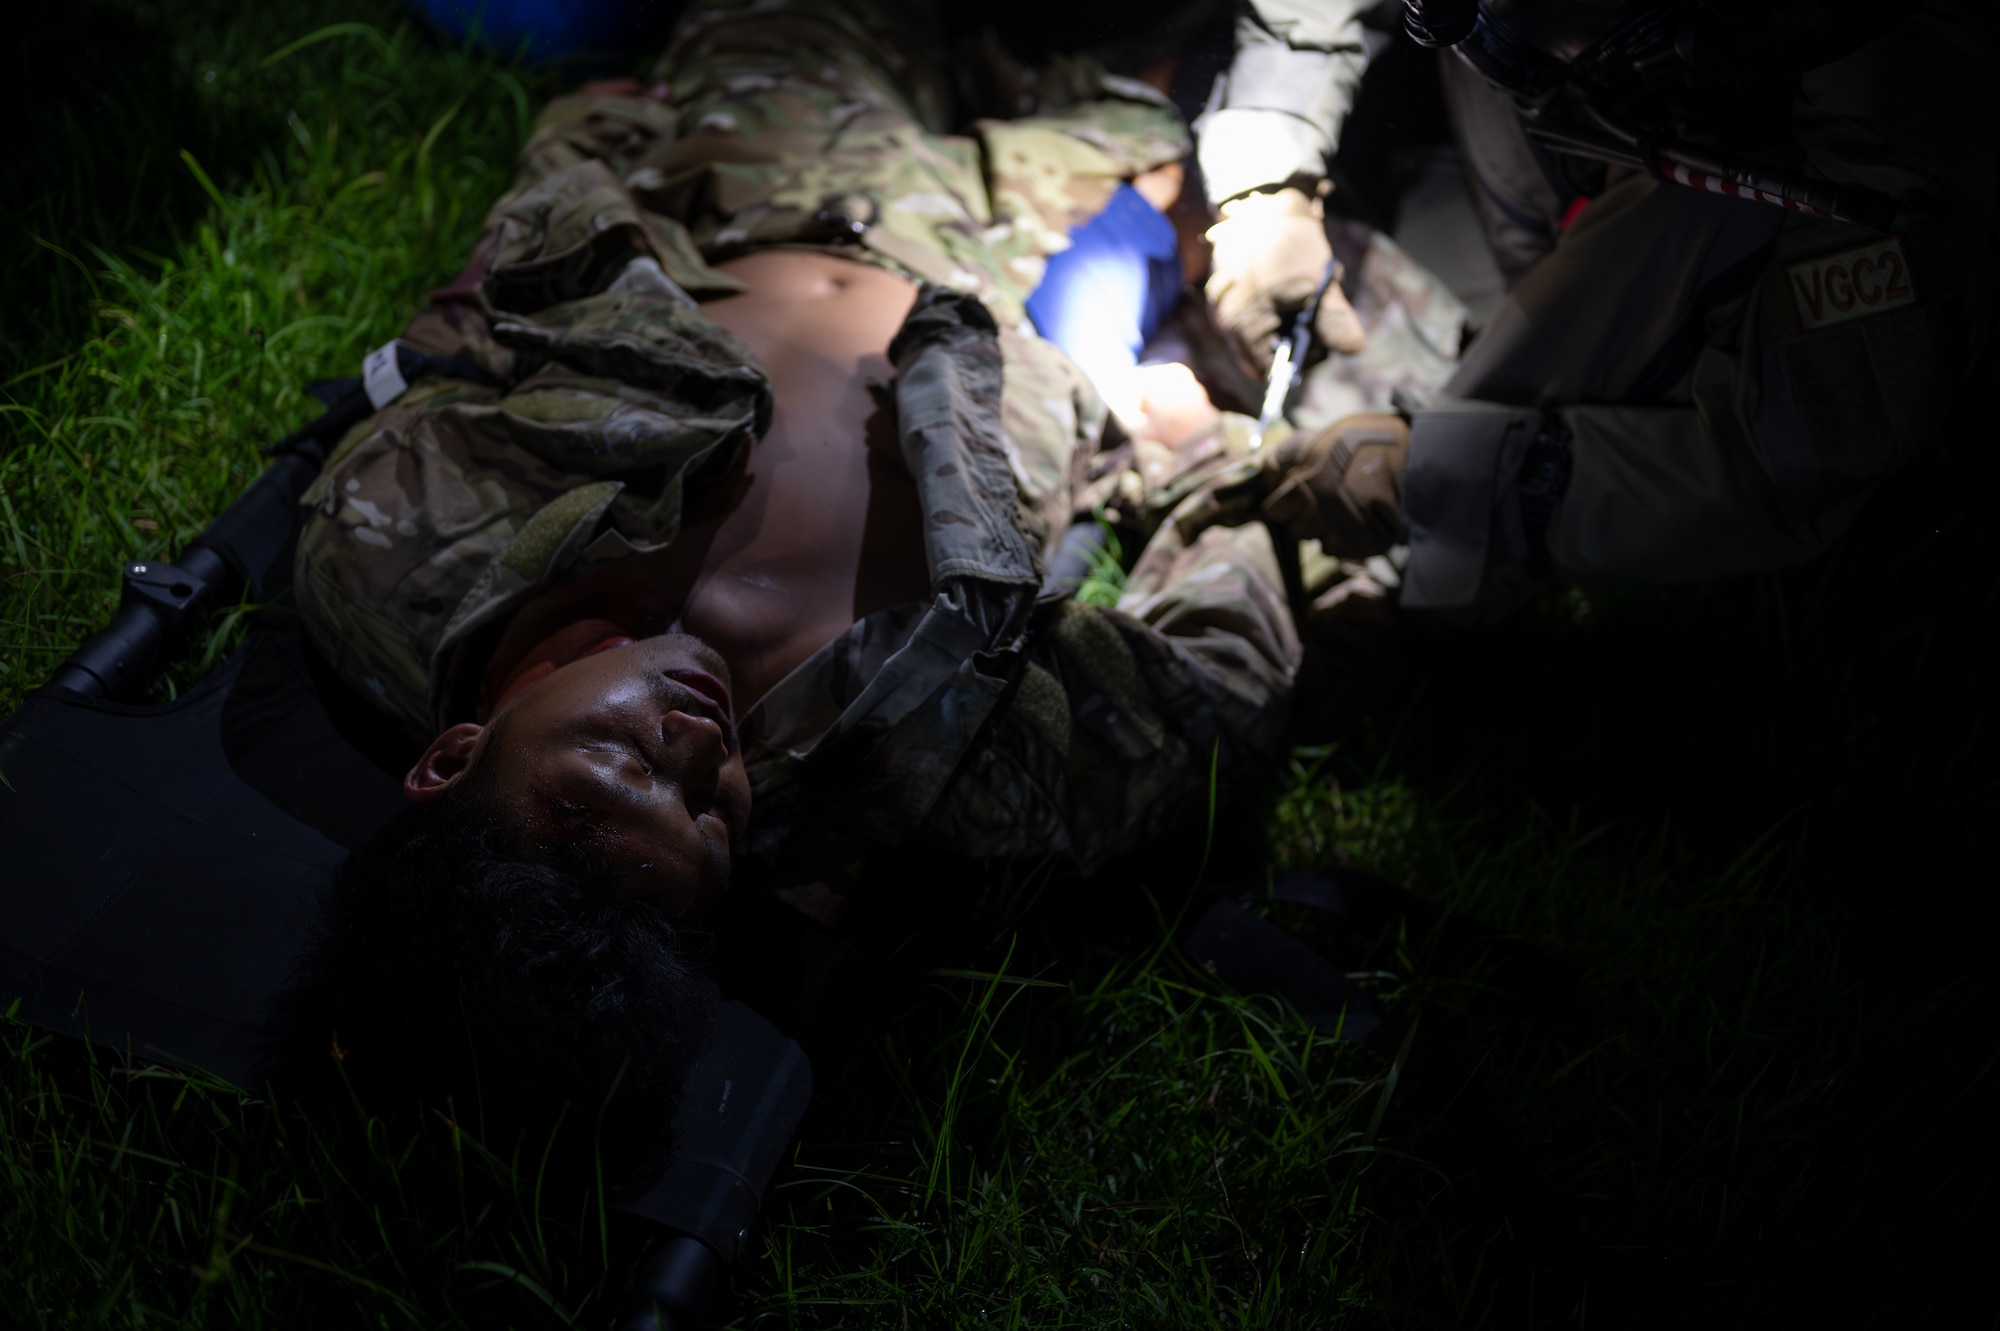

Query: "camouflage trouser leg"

xmin=657 ymin=0 xmax=953 ymax=131
xmin=635 ymin=7 xmax=997 ymax=285
xmin=637 ymin=0 xmax=1166 ymax=318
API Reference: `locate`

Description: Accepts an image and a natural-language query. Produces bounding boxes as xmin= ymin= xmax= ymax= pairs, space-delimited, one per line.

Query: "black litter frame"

xmin=0 ymin=379 xmax=811 ymax=1331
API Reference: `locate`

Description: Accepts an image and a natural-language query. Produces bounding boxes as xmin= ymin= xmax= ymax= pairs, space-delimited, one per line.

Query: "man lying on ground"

xmin=273 ymin=0 xmax=1300 ymax=1170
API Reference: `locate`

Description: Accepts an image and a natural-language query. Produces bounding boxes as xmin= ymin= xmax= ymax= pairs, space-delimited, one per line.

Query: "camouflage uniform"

xmin=295 ymin=0 xmax=1300 ymax=879
xmin=1205 ymin=1 xmax=1997 ymax=613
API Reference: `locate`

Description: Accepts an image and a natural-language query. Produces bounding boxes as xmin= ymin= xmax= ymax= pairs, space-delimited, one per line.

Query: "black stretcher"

xmin=0 ymin=364 xmax=1391 ymax=1329
xmin=0 ymin=369 xmax=811 ymax=1331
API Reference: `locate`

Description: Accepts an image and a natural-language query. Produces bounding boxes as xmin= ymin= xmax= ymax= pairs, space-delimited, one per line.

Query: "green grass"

xmin=0 ymin=0 xmax=538 ymax=701
xmin=5 ymin=2 xmax=1997 ymax=1326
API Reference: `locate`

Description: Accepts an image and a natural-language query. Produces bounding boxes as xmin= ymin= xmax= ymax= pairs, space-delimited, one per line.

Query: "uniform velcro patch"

xmin=1787 ymin=235 xmax=1917 ymax=332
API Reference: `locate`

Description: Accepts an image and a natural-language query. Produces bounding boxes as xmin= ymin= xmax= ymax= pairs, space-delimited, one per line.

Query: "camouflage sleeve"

xmin=922 ymin=511 xmax=1300 ymax=875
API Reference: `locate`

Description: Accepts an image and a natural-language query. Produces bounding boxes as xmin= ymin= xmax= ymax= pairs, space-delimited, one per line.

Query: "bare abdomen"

xmin=671 ymin=252 xmax=933 ymax=708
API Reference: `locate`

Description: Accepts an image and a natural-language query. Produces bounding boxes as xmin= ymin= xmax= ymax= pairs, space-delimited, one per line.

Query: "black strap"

xmin=268 ymin=345 xmax=501 ymax=462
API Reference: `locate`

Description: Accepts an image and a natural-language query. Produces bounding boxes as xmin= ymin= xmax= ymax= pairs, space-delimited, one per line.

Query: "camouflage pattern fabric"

xmin=295 ymin=0 xmax=1300 ymax=877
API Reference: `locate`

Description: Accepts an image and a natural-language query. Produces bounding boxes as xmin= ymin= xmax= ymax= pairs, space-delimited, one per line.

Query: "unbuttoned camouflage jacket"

xmin=296 ymin=0 xmax=1300 ymax=880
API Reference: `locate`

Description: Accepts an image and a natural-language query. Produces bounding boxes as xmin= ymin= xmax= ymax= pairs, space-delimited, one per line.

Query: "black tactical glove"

xmin=1260 ymin=412 xmax=1409 ymax=559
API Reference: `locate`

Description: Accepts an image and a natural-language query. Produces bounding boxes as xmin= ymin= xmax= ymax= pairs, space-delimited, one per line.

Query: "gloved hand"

xmin=1204 ymin=187 xmax=1365 ymax=368
xmin=1261 ymin=412 xmax=1409 ymax=559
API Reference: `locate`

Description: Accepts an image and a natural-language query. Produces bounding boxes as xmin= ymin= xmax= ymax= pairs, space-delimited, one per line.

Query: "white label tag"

xmin=362 ymin=341 xmax=408 ymax=409
xmin=1787 ymin=235 xmax=1917 ymax=333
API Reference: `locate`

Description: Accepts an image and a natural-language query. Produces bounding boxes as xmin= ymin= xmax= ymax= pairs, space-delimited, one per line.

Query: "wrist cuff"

xmin=1196 ymin=109 xmax=1331 ymax=208
xmin=1400 ymin=401 xmax=1543 ymax=610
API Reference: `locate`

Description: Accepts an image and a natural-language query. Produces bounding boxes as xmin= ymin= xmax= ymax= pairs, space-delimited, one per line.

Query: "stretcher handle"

xmin=48 ymin=433 xmax=332 ymax=701
xmin=611 ymin=1235 xmax=722 ymax=1331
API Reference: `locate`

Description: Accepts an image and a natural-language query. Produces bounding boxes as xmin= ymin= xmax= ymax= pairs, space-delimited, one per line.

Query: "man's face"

xmin=412 ymin=634 xmax=752 ymax=913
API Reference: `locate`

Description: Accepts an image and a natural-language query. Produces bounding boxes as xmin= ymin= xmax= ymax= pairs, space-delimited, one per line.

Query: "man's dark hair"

xmin=267 ymin=728 xmax=712 ymax=1178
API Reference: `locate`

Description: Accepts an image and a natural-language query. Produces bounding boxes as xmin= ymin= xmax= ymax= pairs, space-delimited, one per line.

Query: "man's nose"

xmin=661 ymin=708 xmax=728 ymax=788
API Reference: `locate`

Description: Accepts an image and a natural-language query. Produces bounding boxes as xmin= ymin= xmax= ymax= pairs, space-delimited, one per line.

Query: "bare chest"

xmin=483 ymin=252 xmax=932 ymax=713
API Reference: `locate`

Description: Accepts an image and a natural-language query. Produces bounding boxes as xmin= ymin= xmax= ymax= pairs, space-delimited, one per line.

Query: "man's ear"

xmin=404 ymin=723 xmax=485 ymax=803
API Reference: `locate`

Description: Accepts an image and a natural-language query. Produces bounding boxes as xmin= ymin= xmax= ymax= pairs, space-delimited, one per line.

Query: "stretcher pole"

xmin=1525 ymin=119 xmax=1899 ymax=234
xmin=47 ymin=397 xmax=347 ymax=700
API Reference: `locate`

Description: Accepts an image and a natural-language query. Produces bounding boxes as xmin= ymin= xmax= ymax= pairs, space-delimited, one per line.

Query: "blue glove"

xmin=409 ymin=0 xmax=664 ymax=64
xmin=1025 ymin=183 xmax=1181 ymax=400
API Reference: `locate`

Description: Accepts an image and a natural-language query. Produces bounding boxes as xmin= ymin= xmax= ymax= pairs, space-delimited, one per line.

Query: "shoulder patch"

xmin=1787 ymin=235 xmax=1917 ymax=332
